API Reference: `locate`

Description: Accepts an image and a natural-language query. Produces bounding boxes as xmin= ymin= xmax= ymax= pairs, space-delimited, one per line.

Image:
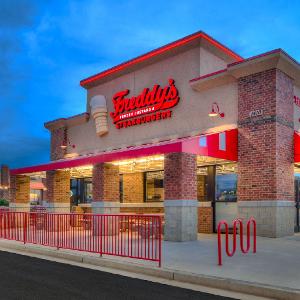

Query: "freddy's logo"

xmin=110 ymin=79 xmax=180 ymax=129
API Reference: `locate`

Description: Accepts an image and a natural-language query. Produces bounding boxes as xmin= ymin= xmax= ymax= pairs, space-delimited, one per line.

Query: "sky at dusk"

xmin=1 ymin=0 xmax=300 ymax=168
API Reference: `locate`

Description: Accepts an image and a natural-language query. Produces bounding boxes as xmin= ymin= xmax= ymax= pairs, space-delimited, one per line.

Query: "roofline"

xmin=227 ymin=48 xmax=282 ymax=68
xmin=189 ymin=48 xmax=300 ymax=84
xmin=80 ymin=31 xmax=243 ymax=88
xmin=44 ymin=112 xmax=90 ymax=131
xmin=228 ymin=48 xmax=300 ymax=68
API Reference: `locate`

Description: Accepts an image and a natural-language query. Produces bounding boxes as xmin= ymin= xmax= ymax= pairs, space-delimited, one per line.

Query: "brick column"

xmin=92 ymin=163 xmax=120 ymax=214
xmin=238 ymin=68 xmax=294 ymax=237
xmin=164 ymin=152 xmax=198 ymax=241
xmin=9 ymin=175 xmax=30 ymax=211
xmin=50 ymin=127 xmax=67 ymax=161
xmin=45 ymin=170 xmax=70 ymax=212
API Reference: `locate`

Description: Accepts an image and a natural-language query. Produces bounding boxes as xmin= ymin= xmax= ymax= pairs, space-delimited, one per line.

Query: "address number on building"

xmin=249 ymin=109 xmax=263 ymax=118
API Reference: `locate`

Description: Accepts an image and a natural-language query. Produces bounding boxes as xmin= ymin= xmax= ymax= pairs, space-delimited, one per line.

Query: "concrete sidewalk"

xmin=163 ymin=233 xmax=300 ymax=291
xmin=0 ymin=233 xmax=299 ymax=299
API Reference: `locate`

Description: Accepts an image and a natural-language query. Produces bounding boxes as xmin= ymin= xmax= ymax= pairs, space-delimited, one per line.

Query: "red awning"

xmin=295 ymin=131 xmax=300 ymax=163
xmin=30 ymin=182 xmax=45 ymax=190
xmin=11 ymin=129 xmax=238 ymax=175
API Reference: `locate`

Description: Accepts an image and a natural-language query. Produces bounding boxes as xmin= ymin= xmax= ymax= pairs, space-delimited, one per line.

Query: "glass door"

xmin=214 ymin=164 xmax=238 ymax=232
xmin=295 ymin=176 xmax=300 ymax=232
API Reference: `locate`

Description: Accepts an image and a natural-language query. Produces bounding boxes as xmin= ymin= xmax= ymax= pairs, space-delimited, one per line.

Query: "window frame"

xmin=144 ymin=170 xmax=164 ymax=203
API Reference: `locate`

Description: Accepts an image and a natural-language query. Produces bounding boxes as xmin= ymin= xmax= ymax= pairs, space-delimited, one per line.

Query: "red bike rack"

xmin=217 ymin=217 xmax=256 ymax=266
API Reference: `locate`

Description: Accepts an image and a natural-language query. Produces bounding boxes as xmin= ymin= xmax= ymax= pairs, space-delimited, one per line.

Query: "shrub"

xmin=0 ymin=199 xmax=9 ymax=206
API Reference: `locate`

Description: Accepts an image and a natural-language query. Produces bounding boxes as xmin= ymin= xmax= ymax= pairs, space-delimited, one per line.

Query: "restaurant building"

xmin=4 ymin=31 xmax=300 ymax=241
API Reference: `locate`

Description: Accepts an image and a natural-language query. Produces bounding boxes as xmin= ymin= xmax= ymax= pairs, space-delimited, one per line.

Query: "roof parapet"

xmin=44 ymin=113 xmax=90 ymax=131
xmin=80 ymin=31 xmax=243 ymax=89
xmin=190 ymin=49 xmax=300 ymax=91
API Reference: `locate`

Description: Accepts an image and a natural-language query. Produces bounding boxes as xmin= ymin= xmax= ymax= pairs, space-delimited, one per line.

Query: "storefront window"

xmin=30 ymin=189 xmax=43 ymax=205
xmin=197 ymin=167 xmax=208 ymax=202
xmin=145 ymin=171 xmax=164 ymax=202
xmin=84 ymin=178 xmax=92 ymax=203
xmin=70 ymin=178 xmax=92 ymax=206
xmin=215 ymin=164 xmax=237 ymax=202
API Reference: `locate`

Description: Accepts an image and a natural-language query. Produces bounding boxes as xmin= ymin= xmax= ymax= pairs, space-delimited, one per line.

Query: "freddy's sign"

xmin=110 ymin=79 xmax=180 ymax=129
xmin=294 ymin=95 xmax=300 ymax=107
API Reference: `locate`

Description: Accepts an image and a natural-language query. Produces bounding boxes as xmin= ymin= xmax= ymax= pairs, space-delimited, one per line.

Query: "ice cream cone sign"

xmin=90 ymin=95 xmax=108 ymax=136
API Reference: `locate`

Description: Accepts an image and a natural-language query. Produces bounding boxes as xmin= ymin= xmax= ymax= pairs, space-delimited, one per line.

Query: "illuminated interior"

xmin=21 ymin=154 xmax=237 ymax=208
xmin=294 ymin=164 xmax=300 ymax=174
xmin=112 ymin=155 xmax=164 ymax=173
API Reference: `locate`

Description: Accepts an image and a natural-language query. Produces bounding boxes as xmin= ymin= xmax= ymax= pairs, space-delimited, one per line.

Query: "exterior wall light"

xmin=209 ymin=102 xmax=225 ymax=118
xmin=60 ymin=139 xmax=76 ymax=150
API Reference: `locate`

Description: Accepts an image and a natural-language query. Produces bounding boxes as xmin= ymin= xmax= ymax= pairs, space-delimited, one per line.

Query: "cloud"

xmin=0 ymin=0 xmax=36 ymax=28
xmin=0 ymin=134 xmax=49 ymax=168
xmin=0 ymin=0 xmax=41 ymax=167
xmin=1 ymin=0 xmax=300 ymax=169
xmin=0 ymin=0 xmax=38 ymax=95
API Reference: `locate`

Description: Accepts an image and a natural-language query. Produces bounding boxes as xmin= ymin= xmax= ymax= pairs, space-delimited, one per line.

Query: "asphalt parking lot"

xmin=0 ymin=251 xmax=234 ymax=300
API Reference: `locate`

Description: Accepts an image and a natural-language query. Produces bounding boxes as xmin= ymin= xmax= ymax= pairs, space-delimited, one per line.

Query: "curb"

xmin=0 ymin=241 xmax=299 ymax=300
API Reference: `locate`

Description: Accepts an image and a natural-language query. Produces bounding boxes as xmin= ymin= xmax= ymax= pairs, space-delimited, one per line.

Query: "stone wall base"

xmin=238 ymin=201 xmax=294 ymax=237
xmin=92 ymin=202 xmax=120 ymax=236
xmin=91 ymin=201 xmax=120 ymax=214
xmin=164 ymin=200 xmax=198 ymax=242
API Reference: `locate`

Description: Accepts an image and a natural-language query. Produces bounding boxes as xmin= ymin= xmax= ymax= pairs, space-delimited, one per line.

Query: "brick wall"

xmin=164 ymin=152 xmax=197 ymax=200
xmin=122 ymin=173 xmax=144 ymax=203
xmin=198 ymin=207 xmax=213 ymax=233
xmin=45 ymin=171 xmax=54 ymax=202
xmin=92 ymin=163 xmax=119 ymax=202
xmin=9 ymin=175 xmax=16 ymax=202
xmin=238 ymin=68 xmax=294 ymax=201
xmin=10 ymin=175 xmax=30 ymax=203
xmin=1 ymin=165 xmax=9 ymax=186
xmin=0 ymin=189 xmax=10 ymax=201
xmin=50 ymin=127 xmax=67 ymax=161
xmin=46 ymin=170 xmax=70 ymax=203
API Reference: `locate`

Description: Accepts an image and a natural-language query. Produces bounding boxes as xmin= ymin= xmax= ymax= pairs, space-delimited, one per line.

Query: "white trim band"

xmin=9 ymin=203 xmax=30 ymax=208
xmin=238 ymin=200 xmax=294 ymax=207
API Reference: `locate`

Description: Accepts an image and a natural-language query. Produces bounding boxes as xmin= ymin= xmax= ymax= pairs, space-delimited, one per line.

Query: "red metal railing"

xmin=0 ymin=212 xmax=162 ymax=267
xmin=217 ymin=217 xmax=256 ymax=266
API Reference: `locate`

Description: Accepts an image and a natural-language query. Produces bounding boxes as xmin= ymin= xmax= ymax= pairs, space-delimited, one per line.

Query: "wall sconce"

xmin=208 ymin=102 xmax=225 ymax=118
xmin=60 ymin=139 xmax=76 ymax=150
